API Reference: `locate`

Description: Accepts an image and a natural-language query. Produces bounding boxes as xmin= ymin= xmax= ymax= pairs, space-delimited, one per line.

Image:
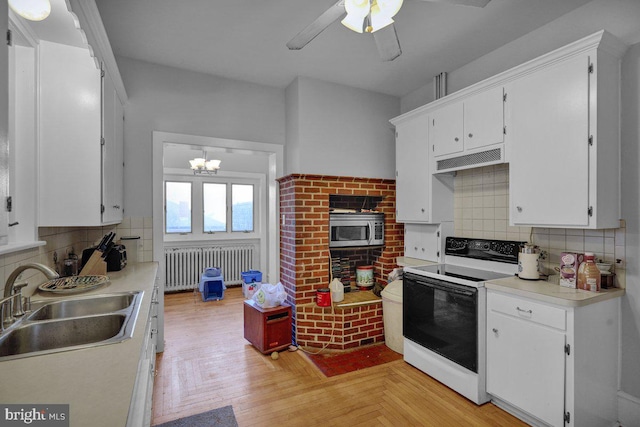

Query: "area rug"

xmin=155 ymin=405 xmax=238 ymax=427
xmin=305 ymin=344 xmax=402 ymax=377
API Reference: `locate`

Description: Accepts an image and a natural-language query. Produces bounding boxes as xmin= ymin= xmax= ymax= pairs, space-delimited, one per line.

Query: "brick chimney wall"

xmin=277 ymin=174 xmax=403 ymax=349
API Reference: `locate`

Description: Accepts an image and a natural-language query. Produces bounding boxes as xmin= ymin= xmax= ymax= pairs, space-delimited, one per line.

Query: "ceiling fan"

xmin=286 ymin=0 xmax=491 ymax=61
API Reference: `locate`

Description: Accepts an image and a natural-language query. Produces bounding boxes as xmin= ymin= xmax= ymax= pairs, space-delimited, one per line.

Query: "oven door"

xmin=403 ymin=272 xmax=478 ymax=372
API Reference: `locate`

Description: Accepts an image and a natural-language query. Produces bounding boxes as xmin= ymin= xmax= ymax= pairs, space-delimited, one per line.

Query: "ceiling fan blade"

xmin=286 ymin=1 xmax=346 ymax=50
xmin=414 ymin=0 xmax=491 ymax=7
xmin=373 ymin=24 xmax=402 ymax=62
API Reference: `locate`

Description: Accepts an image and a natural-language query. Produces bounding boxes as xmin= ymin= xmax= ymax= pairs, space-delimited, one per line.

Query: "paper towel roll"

xmin=518 ymin=253 xmax=540 ymax=280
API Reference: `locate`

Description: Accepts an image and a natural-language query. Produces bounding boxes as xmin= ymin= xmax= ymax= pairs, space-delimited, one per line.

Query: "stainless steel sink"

xmin=27 ymin=292 xmax=137 ymax=321
xmin=0 ymin=291 xmax=143 ymax=361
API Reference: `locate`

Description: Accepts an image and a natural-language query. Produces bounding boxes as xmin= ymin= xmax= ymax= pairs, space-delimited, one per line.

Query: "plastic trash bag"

xmin=251 ymin=282 xmax=287 ymax=308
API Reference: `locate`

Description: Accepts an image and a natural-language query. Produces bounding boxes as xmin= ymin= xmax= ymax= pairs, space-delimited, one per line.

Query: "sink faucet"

xmin=2 ymin=263 xmax=59 ymax=326
xmin=4 ymin=263 xmax=59 ymax=299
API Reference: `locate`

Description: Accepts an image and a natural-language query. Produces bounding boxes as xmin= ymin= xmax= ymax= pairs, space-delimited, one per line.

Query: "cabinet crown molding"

xmin=391 ymin=30 xmax=628 ymax=125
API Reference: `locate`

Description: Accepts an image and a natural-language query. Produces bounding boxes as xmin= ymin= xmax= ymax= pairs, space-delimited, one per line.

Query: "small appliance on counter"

xmin=81 ymin=234 xmax=127 ymax=272
xmin=517 ymin=243 xmax=540 ymax=280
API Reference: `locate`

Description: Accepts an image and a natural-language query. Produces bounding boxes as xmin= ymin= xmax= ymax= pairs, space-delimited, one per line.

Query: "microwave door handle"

xmin=367 ymin=222 xmax=373 ymax=244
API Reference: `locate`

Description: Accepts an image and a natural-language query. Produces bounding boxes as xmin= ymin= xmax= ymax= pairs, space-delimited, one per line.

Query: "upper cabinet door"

xmin=101 ymin=68 xmax=124 ymax=224
xmin=464 ymin=86 xmax=504 ymax=151
xmin=395 ymin=113 xmax=430 ymax=223
xmin=39 ymin=41 xmax=102 ymax=227
xmin=431 ymin=102 xmax=463 ymax=157
xmin=510 ymin=54 xmax=590 ymax=227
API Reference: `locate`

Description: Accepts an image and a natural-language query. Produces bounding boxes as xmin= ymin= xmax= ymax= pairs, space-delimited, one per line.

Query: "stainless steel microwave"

xmin=329 ymin=213 xmax=384 ymax=248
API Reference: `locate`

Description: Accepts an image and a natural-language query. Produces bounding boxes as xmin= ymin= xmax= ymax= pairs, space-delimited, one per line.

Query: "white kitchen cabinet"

xmin=38 ymin=41 xmax=124 ymax=226
xmin=395 ymin=111 xmax=430 ymax=222
xmin=487 ymin=292 xmax=566 ymax=426
xmin=404 ymin=222 xmax=453 ymax=261
xmin=102 ymin=69 xmax=125 ymax=224
xmin=127 ymin=283 xmax=159 ymax=427
xmin=0 ymin=3 xmax=7 ymax=246
xmin=463 ymin=86 xmax=505 ymax=151
xmin=431 ymin=102 xmax=463 ymax=157
xmin=392 ymin=111 xmax=454 ymax=224
xmin=487 ymin=289 xmax=620 ymax=427
xmin=431 ymin=86 xmax=505 ymax=159
xmin=509 ymin=31 xmax=626 ymax=229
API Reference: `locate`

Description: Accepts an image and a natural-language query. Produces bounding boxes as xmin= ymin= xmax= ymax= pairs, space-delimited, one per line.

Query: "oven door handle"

xmin=414 ymin=278 xmax=476 ymax=297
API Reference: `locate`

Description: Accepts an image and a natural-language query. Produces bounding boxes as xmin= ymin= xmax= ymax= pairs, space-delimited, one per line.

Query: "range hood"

xmin=435 ymin=147 xmax=504 ymax=173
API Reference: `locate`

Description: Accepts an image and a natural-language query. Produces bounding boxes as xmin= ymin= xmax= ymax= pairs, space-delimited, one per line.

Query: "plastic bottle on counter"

xmin=577 ymin=252 xmax=601 ymax=292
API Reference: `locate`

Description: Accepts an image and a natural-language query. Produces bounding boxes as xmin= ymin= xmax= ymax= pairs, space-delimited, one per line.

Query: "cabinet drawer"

xmin=488 ymin=291 xmax=566 ymax=331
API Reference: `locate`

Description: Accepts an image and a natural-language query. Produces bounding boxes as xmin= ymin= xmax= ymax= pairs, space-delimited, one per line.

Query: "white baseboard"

xmin=618 ymin=391 xmax=640 ymax=426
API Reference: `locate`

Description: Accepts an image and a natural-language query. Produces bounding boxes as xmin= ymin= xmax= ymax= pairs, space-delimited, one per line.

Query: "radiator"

xmin=164 ymin=244 xmax=255 ymax=292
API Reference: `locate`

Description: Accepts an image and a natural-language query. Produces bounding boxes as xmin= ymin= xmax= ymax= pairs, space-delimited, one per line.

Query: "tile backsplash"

xmin=0 ymin=216 xmax=153 ymax=297
xmin=453 ymin=164 xmax=626 ymax=288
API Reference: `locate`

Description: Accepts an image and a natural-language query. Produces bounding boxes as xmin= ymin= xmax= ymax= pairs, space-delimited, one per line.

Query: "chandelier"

xmin=189 ymin=154 xmax=221 ymax=175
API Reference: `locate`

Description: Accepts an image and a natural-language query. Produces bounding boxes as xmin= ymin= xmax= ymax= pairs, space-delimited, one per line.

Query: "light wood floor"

xmin=152 ymin=287 xmax=527 ymax=426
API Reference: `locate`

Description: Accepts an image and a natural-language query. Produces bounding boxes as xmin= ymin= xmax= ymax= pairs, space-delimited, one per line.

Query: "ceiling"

xmin=91 ymin=0 xmax=595 ymax=98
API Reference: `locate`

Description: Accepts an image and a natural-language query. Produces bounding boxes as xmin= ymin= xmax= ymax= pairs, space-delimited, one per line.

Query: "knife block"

xmin=79 ymin=250 xmax=107 ymax=276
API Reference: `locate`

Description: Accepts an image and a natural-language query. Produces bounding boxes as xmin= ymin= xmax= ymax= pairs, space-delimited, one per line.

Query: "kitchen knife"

xmin=105 ymin=232 xmax=116 ymax=247
xmin=99 ymin=232 xmax=116 ymax=252
xmin=95 ymin=233 xmax=110 ymax=252
xmin=101 ymin=241 xmax=114 ymax=259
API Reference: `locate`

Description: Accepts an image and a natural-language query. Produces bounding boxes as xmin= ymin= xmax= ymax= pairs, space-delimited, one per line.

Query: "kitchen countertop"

xmin=396 ymin=256 xmax=437 ymax=267
xmin=0 ymin=262 xmax=158 ymax=427
xmin=485 ymin=275 xmax=625 ymax=307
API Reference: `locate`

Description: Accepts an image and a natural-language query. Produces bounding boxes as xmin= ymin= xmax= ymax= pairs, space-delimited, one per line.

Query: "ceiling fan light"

xmin=370 ymin=0 xmax=403 ymax=32
xmin=378 ymin=0 xmax=403 ymax=17
xmin=8 ymin=0 xmax=51 ymax=21
xmin=370 ymin=15 xmax=394 ymax=32
xmin=341 ymin=0 xmax=370 ymax=33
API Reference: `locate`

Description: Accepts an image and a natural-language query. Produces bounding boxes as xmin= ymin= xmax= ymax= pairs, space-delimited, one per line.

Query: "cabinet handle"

xmin=414 ymin=247 xmax=418 ymax=251
xmin=492 ymin=328 xmax=498 ymax=333
xmin=421 ymin=208 xmax=425 ymax=213
xmin=516 ymin=206 xmax=523 ymax=213
xmin=454 ymin=137 xmax=459 ymax=142
xmin=468 ymin=133 xmax=473 ymax=138
xmin=113 ymin=205 xmax=121 ymax=209
xmin=516 ymin=306 xmax=532 ymax=314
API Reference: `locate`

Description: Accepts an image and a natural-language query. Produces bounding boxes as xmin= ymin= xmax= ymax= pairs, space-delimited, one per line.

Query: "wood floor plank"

xmin=152 ymin=287 xmax=527 ymax=426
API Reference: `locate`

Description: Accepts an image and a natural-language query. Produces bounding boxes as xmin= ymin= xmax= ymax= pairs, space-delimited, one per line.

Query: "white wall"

xmin=620 ymin=41 xmax=640 ymax=400
xmin=400 ymin=0 xmax=640 ymax=410
xmin=286 ymin=76 xmax=400 ymax=179
xmin=401 ymin=0 xmax=640 ymax=113
xmin=116 ymin=56 xmax=286 ymax=218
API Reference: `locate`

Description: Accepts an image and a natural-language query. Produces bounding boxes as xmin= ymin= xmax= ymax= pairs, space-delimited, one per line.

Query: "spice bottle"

xmin=577 ymin=252 xmax=601 ymax=292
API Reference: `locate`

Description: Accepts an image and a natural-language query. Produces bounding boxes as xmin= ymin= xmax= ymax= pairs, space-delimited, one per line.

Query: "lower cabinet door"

xmin=487 ymin=310 xmax=566 ymax=427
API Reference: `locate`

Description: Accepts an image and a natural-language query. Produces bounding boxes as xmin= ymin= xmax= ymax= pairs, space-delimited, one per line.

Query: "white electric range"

xmin=403 ymin=237 xmax=525 ymax=404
